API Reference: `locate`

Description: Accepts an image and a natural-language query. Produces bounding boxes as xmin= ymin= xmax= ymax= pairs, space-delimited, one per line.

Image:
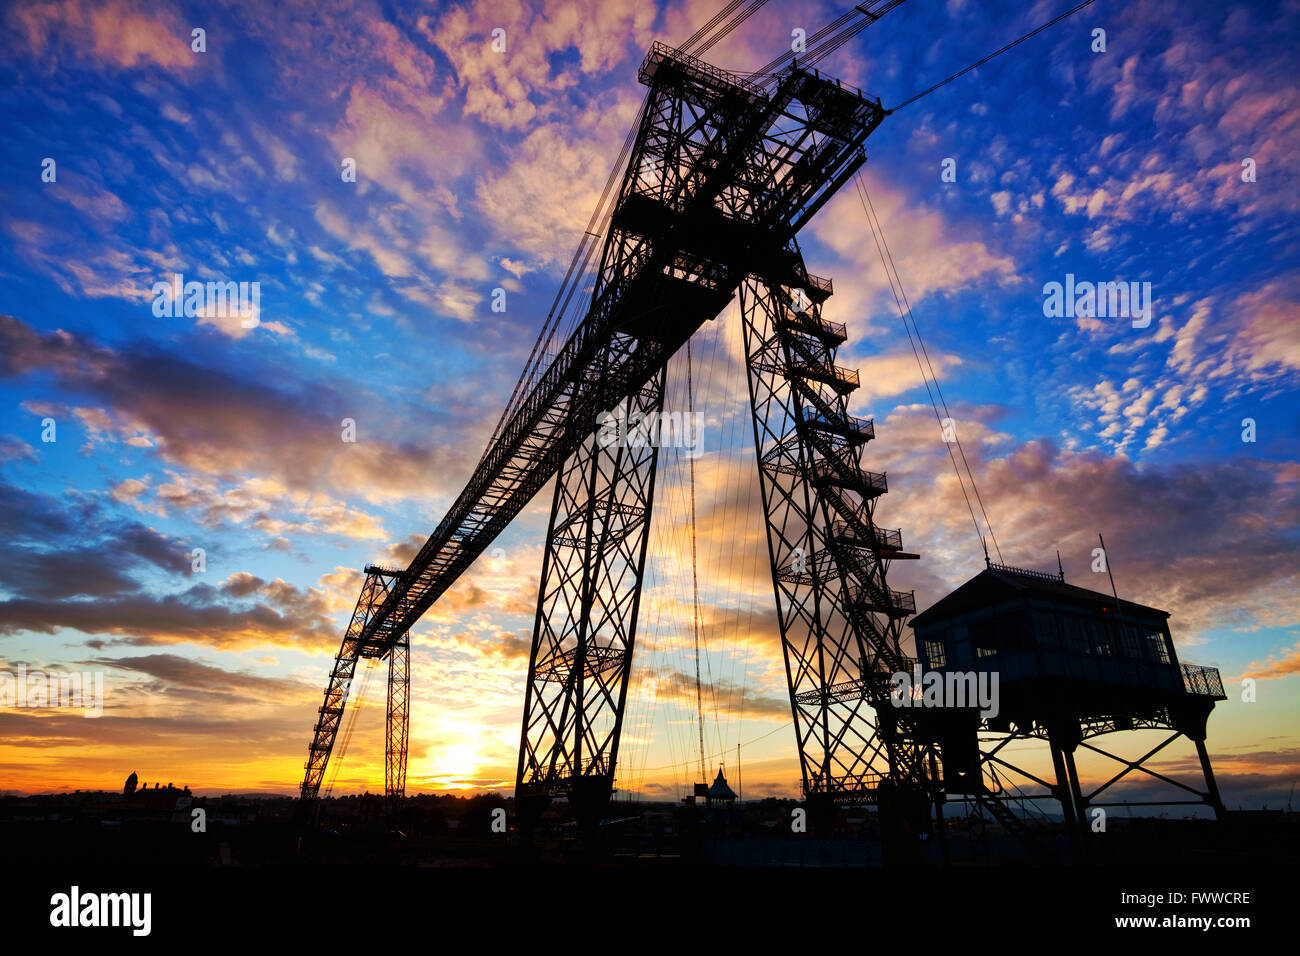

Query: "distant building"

xmin=706 ymin=768 xmax=737 ymax=809
xmin=123 ymin=772 xmax=138 ymax=796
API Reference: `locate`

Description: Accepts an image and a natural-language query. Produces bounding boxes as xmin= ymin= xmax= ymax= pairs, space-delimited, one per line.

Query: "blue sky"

xmin=0 ymin=0 xmax=1296 ymax=807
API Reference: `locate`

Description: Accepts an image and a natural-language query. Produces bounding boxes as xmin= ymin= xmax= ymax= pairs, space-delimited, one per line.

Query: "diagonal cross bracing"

xmin=356 ymin=45 xmax=888 ymax=659
xmin=301 ymin=41 xmax=895 ymax=814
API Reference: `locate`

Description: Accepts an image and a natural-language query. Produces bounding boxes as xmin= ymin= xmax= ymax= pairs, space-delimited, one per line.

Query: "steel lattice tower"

xmin=300 ymin=41 xmax=919 ymax=833
xmin=301 ymin=565 xmax=408 ymax=814
xmin=739 ymin=273 xmax=928 ymax=818
xmin=385 ymin=632 xmax=410 ymax=824
xmin=516 ymin=371 xmax=665 ymax=825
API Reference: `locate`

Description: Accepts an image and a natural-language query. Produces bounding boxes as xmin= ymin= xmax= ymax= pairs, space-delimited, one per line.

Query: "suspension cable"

xmin=860 ymin=180 xmax=1003 ymax=561
xmin=890 ymin=0 xmax=1098 ymax=111
xmin=853 ymin=173 xmax=1002 ymax=561
xmin=637 ymin=721 xmax=790 ymax=775
xmin=745 ymin=0 xmax=906 ymax=84
xmin=323 ymin=659 xmax=378 ymax=797
xmin=477 ymin=93 xmax=650 ymax=465
xmin=686 ymin=339 xmax=708 ymax=784
xmin=692 ymin=0 xmax=772 ymax=56
xmin=680 ymin=0 xmax=749 ymax=53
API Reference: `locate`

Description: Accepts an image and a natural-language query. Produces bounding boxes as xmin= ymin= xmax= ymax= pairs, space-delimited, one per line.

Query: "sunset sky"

xmin=0 ymin=0 xmax=1296 ymax=812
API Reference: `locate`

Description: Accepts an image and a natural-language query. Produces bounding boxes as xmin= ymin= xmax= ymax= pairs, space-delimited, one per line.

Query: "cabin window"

xmin=1032 ymin=609 xmax=1059 ymax=647
xmin=925 ymin=639 xmax=946 ymax=667
xmin=970 ymin=617 xmax=999 ymax=658
xmin=996 ymin=609 xmax=1031 ymax=652
xmin=1117 ymin=624 xmax=1143 ymax=660
xmin=1084 ymin=618 xmax=1112 ymax=656
xmin=1061 ymin=615 xmax=1089 ymax=655
xmin=1144 ymin=625 xmax=1170 ymax=663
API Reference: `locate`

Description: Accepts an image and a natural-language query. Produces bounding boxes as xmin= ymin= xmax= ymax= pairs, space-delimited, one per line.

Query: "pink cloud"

xmin=9 ymin=0 xmax=195 ymax=71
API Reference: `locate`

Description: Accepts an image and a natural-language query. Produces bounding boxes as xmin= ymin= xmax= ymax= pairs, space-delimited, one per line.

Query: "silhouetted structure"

xmin=300 ymin=19 xmax=922 ymax=843
xmin=909 ymin=563 xmax=1227 ymax=848
xmin=707 ymin=769 xmax=737 ymax=809
xmin=294 ymin=7 xmax=1225 ymax=864
xmin=123 ymin=771 xmax=138 ymax=796
xmin=301 ymin=564 xmax=409 ymax=827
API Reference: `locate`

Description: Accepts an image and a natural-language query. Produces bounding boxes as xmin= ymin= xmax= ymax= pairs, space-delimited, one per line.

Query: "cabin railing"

xmin=1181 ymin=662 xmax=1225 ymax=698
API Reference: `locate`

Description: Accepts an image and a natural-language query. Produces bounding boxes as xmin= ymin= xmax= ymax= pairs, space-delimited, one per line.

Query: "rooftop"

xmin=909 ymin=565 xmax=1170 ymax=630
xmin=707 ymin=768 xmax=737 ymax=801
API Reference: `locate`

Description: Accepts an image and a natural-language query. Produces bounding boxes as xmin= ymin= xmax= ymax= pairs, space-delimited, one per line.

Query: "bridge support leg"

xmin=515 ymin=793 xmax=552 ymax=844
xmin=929 ymin=749 xmax=950 ymax=864
xmin=1063 ymin=745 xmax=1090 ymax=839
xmin=300 ymin=568 xmax=399 ymax=817
xmin=385 ymin=632 xmax=410 ymax=827
xmin=1194 ymin=738 xmax=1227 ymax=821
xmin=1048 ymin=733 xmax=1081 ymax=857
xmin=516 ymin=363 xmax=665 ymax=834
xmin=740 ymin=270 xmax=916 ymax=815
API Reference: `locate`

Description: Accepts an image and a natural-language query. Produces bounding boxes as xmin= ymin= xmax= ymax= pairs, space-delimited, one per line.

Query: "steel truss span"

xmin=299 ymin=42 xmax=908 ymax=824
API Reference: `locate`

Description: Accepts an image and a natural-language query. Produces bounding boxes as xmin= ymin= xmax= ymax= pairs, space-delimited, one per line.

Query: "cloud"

xmin=87 ymin=652 xmax=309 ymax=701
xmin=1240 ymin=641 xmax=1300 ymax=681
xmin=474 ymin=111 xmax=639 ymax=266
xmin=0 ymin=314 xmax=471 ymax=507
xmin=855 ymin=350 xmax=963 ymax=403
xmin=7 ymin=0 xmax=197 ymax=72
xmin=48 ymin=172 xmax=131 ymax=224
xmin=0 ymin=481 xmax=190 ymax=601
xmin=643 ymin=664 xmax=790 ymax=722
xmin=423 ymin=0 xmax=655 ymax=129
xmin=138 ymin=470 xmax=388 ymax=542
xmin=0 ymin=580 xmax=342 ymax=652
xmin=811 ymin=170 xmax=1020 ymax=328
xmin=870 ymin=414 xmax=1300 ymax=640
xmin=0 ymin=481 xmax=351 ymax=652
xmin=0 ymin=436 xmax=38 ymax=464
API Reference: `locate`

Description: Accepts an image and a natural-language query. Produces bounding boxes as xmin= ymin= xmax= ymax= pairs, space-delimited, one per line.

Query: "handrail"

xmin=638 ymin=40 xmax=764 ymax=96
xmin=987 ymin=561 xmax=1064 ymax=583
xmin=779 ymin=309 xmax=846 ymax=341
xmin=1181 ymin=662 xmax=1225 ymax=698
xmin=832 ymin=520 xmax=902 ymax=551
